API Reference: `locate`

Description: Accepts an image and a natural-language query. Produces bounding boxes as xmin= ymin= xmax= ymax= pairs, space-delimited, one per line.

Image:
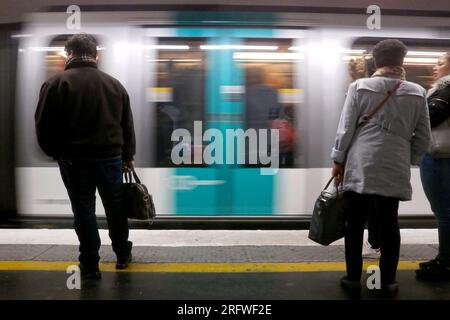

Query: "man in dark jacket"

xmin=35 ymin=33 xmax=136 ymax=279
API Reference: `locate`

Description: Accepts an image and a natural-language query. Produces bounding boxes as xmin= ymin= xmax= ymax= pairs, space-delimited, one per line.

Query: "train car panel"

xmin=12 ymin=8 xmax=450 ymax=219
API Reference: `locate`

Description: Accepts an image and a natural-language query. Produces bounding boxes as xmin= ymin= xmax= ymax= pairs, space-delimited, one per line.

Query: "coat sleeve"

xmin=121 ymin=92 xmax=136 ymax=162
xmin=428 ymin=85 xmax=450 ymax=128
xmin=34 ymin=81 xmax=60 ymax=158
xmin=411 ymin=95 xmax=431 ymax=165
xmin=331 ymin=82 xmax=359 ymax=164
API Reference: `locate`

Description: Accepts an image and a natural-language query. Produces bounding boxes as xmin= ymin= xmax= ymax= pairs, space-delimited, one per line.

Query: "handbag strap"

xmin=124 ymin=171 xmax=131 ymax=183
xmin=131 ymin=168 xmax=141 ymax=184
xmin=322 ymin=177 xmax=341 ymax=201
xmin=358 ymin=80 xmax=403 ymax=128
xmin=323 ymin=176 xmax=335 ymax=190
xmin=124 ymin=168 xmax=141 ymax=184
xmin=323 ymin=176 xmax=341 ymax=200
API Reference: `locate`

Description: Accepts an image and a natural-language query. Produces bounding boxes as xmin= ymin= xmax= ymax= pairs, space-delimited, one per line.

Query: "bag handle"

xmin=124 ymin=171 xmax=131 ymax=183
xmin=323 ymin=176 xmax=335 ymax=190
xmin=131 ymin=168 xmax=141 ymax=184
xmin=323 ymin=176 xmax=342 ymax=200
xmin=358 ymin=80 xmax=403 ymax=128
xmin=123 ymin=168 xmax=141 ymax=184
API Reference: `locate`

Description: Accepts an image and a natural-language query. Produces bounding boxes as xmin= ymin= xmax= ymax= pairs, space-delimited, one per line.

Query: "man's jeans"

xmin=420 ymin=153 xmax=450 ymax=267
xmin=58 ymin=156 xmax=132 ymax=267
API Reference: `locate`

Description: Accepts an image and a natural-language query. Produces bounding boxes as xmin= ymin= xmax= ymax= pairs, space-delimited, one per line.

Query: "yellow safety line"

xmin=0 ymin=261 xmax=424 ymax=273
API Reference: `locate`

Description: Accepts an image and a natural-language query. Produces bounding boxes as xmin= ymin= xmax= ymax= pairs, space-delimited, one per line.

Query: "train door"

xmin=149 ymin=27 xmax=300 ymax=216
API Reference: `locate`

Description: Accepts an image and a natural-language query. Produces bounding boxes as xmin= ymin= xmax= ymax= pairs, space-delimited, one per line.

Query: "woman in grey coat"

xmin=331 ymin=39 xmax=431 ymax=294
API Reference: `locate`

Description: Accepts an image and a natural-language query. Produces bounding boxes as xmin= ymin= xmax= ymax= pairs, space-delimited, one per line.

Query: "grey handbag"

xmin=430 ymin=117 xmax=450 ymax=158
xmin=308 ymin=177 xmax=346 ymax=246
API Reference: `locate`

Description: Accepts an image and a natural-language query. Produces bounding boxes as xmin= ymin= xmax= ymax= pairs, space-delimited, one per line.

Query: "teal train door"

xmin=170 ymin=27 xmax=277 ymax=216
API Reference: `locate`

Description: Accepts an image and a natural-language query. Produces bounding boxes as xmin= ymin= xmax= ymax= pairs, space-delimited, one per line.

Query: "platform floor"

xmin=0 ymin=229 xmax=448 ymax=300
xmin=2 ymin=268 xmax=450 ymax=300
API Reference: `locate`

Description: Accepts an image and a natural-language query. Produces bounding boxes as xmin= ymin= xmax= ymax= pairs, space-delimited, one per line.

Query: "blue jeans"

xmin=420 ymin=153 xmax=450 ymax=267
xmin=58 ymin=156 xmax=132 ymax=267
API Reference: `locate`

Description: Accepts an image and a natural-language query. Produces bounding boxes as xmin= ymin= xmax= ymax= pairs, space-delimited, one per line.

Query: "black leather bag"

xmin=123 ymin=168 xmax=156 ymax=221
xmin=308 ymin=177 xmax=346 ymax=246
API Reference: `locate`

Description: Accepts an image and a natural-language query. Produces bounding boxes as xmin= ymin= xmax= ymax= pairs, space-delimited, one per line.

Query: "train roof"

xmin=2 ymin=0 xmax=450 ymax=25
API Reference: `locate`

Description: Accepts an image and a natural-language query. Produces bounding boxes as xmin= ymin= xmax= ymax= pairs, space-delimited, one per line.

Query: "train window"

xmin=151 ymin=38 xmax=206 ymax=167
xmin=235 ymin=39 xmax=299 ymax=168
xmin=348 ymin=37 xmax=450 ymax=89
xmin=44 ymin=35 xmax=103 ymax=80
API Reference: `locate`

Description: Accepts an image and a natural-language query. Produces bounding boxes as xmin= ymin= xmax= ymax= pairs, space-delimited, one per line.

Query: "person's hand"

xmin=331 ymin=161 xmax=344 ymax=187
xmin=123 ymin=160 xmax=134 ymax=173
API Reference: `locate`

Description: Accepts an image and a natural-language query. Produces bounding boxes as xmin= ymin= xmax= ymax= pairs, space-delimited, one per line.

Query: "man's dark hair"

xmin=65 ymin=33 xmax=97 ymax=58
xmin=372 ymin=39 xmax=407 ymax=68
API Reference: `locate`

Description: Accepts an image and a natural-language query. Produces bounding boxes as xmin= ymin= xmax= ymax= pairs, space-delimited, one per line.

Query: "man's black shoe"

xmin=116 ymin=252 xmax=132 ymax=270
xmin=79 ymin=263 xmax=102 ymax=280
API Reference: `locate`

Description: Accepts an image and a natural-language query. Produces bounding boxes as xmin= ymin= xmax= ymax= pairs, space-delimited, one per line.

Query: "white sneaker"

xmin=362 ymin=241 xmax=381 ymax=258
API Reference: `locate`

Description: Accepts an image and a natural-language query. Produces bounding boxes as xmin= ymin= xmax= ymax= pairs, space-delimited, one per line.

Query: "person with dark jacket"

xmin=35 ymin=33 xmax=136 ymax=279
xmin=416 ymin=53 xmax=450 ymax=281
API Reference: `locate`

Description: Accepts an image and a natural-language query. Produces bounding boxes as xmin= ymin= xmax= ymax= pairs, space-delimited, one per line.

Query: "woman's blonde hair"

xmin=444 ymin=53 xmax=450 ymax=64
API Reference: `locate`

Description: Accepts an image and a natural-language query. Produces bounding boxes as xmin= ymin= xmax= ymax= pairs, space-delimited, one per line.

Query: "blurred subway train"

xmin=1 ymin=5 xmax=449 ymax=225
